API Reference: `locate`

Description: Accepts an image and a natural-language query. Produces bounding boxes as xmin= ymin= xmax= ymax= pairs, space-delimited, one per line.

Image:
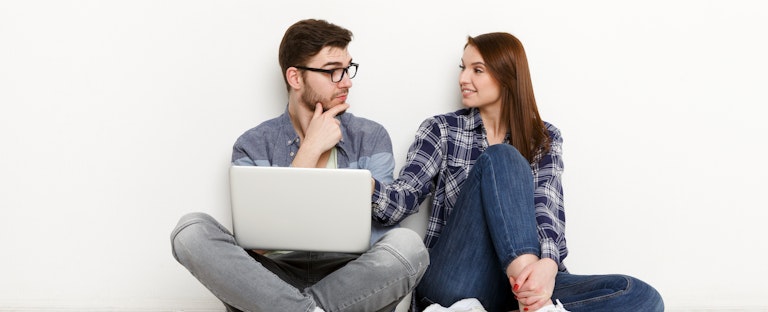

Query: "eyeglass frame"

xmin=294 ymin=63 xmax=359 ymax=83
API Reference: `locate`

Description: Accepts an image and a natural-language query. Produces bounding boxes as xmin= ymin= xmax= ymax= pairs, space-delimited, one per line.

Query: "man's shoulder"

xmin=238 ymin=115 xmax=288 ymax=139
xmin=233 ymin=114 xmax=292 ymax=152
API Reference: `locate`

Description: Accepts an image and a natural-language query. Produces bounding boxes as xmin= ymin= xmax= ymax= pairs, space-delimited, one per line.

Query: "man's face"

xmin=299 ymin=46 xmax=354 ymax=112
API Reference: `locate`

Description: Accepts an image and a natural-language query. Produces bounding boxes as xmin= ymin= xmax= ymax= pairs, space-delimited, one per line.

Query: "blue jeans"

xmin=415 ymin=144 xmax=663 ymax=311
xmin=171 ymin=212 xmax=429 ymax=312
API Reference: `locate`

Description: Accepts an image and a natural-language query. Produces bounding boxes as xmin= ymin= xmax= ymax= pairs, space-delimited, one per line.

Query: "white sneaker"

xmin=423 ymin=298 xmax=487 ymax=312
xmin=533 ymin=299 xmax=569 ymax=312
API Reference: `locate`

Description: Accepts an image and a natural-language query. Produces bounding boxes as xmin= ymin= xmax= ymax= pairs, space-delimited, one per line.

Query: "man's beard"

xmin=301 ymin=85 xmax=346 ymax=114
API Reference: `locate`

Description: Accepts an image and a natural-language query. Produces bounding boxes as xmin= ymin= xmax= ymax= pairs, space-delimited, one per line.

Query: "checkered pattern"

xmin=373 ymin=108 xmax=568 ymax=270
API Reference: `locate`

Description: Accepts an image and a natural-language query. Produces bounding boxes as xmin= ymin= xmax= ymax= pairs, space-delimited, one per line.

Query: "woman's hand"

xmin=511 ymin=258 xmax=558 ymax=311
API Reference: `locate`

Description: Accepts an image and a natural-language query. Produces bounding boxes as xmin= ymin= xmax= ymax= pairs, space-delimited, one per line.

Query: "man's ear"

xmin=286 ymin=67 xmax=302 ymax=90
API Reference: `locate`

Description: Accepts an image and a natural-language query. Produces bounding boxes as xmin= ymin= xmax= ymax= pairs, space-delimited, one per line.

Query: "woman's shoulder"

xmin=543 ymin=120 xmax=562 ymax=141
xmin=542 ymin=121 xmax=563 ymax=153
xmin=542 ymin=120 xmax=558 ymax=131
xmin=421 ymin=108 xmax=474 ymax=125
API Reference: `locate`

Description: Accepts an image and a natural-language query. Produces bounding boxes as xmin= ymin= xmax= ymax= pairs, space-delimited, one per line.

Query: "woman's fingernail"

xmin=513 ymin=284 xmax=520 ymax=291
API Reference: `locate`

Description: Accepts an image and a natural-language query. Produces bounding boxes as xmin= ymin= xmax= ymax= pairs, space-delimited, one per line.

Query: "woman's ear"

xmin=286 ymin=67 xmax=302 ymax=90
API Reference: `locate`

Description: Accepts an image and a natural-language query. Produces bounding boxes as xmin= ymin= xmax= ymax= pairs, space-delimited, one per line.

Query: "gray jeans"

xmin=171 ymin=212 xmax=429 ymax=312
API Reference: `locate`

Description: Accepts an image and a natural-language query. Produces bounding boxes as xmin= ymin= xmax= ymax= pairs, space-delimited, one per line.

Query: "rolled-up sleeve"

xmin=372 ymin=118 xmax=442 ymax=226
xmin=533 ymin=124 xmax=568 ymax=270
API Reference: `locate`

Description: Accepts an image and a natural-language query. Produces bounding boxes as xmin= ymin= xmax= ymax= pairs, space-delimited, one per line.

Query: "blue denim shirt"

xmin=232 ymin=107 xmax=397 ymax=244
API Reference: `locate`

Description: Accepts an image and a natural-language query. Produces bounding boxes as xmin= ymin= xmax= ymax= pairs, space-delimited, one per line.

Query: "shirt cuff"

xmin=540 ymin=237 xmax=561 ymax=265
xmin=370 ymin=179 xmax=386 ymax=220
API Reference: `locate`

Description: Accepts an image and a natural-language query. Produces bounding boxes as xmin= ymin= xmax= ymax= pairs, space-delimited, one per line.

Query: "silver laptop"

xmin=229 ymin=165 xmax=372 ymax=253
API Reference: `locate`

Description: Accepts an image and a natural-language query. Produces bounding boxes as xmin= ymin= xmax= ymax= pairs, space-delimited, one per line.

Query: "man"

xmin=170 ymin=19 xmax=428 ymax=312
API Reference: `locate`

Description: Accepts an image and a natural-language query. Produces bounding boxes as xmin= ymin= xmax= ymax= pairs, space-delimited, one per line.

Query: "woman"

xmin=371 ymin=32 xmax=664 ymax=312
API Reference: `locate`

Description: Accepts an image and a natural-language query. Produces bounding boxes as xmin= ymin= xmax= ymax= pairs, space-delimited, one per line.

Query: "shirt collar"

xmin=466 ymin=107 xmax=511 ymax=144
xmin=466 ymin=107 xmax=484 ymax=131
xmin=278 ymin=105 xmax=349 ymax=151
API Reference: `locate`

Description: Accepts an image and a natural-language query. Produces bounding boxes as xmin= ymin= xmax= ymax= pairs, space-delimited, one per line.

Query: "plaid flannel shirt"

xmin=372 ymin=108 xmax=568 ymax=271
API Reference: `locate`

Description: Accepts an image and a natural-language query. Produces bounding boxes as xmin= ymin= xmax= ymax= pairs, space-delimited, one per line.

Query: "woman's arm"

xmin=371 ymin=118 xmax=443 ymax=226
xmin=533 ymin=123 xmax=568 ymax=269
xmin=513 ymin=123 xmax=567 ymax=311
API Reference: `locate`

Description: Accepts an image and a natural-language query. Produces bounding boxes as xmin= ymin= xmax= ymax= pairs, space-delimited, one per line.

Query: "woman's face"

xmin=459 ymin=45 xmax=501 ymax=110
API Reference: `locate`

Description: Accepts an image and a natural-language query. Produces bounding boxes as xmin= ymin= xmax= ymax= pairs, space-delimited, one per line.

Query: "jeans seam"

xmin=170 ymin=218 xmax=206 ymax=261
xmin=173 ymin=217 xmax=314 ymax=312
xmin=172 ymin=225 xmax=251 ymax=312
xmin=335 ymin=243 xmax=415 ymax=311
xmin=557 ymin=275 xmax=631 ymax=308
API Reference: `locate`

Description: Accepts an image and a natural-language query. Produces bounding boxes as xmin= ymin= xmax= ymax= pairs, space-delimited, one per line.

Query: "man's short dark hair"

xmin=278 ymin=19 xmax=353 ymax=91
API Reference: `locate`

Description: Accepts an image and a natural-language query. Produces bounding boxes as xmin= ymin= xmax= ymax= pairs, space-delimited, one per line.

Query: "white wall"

xmin=2 ymin=0 xmax=767 ymax=311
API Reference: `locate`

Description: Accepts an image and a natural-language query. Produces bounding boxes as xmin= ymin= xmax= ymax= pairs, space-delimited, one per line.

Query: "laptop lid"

xmin=229 ymin=165 xmax=372 ymax=253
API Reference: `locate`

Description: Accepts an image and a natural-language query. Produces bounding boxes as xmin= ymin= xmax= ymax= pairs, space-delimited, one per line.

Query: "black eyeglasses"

xmin=295 ymin=63 xmax=358 ymax=83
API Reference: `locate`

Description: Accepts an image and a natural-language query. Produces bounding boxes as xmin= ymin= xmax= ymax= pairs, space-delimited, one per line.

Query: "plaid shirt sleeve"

xmin=372 ymin=118 xmax=441 ymax=226
xmin=533 ymin=123 xmax=568 ymax=269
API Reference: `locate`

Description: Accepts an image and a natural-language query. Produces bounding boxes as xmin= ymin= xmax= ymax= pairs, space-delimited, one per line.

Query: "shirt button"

xmin=289 ymin=152 xmax=295 ymax=157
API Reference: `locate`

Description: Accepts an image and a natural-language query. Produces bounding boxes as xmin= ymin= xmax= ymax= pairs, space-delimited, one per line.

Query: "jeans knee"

xmin=628 ymin=276 xmax=664 ymax=311
xmin=170 ymin=212 xmax=221 ymax=262
xmin=176 ymin=212 xmax=217 ymax=228
xmin=380 ymin=228 xmax=429 ymax=277
xmin=484 ymin=144 xmax=524 ymax=162
xmin=479 ymin=144 xmax=530 ymax=175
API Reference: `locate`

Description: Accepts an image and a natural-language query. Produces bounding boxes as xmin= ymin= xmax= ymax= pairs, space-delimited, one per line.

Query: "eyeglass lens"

xmin=332 ymin=64 xmax=357 ymax=82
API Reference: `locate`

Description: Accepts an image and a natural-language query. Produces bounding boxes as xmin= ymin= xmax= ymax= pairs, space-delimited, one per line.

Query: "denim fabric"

xmin=230 ymin=107 xmax=399 ymax=245
xmin=372 ymin=109 xmax=567 ymax=269
xmin=171 ymin=212 xmax=429 ymax=312
xmin=416 ymin=144 xmax=540 ymax=311
xmin=551 ymin=273 xmax=664 ymax=312
xmin=231 ymin=107 xmax=396 ymax=185
xmin=414 ymin=145 xmax=664 ymax=311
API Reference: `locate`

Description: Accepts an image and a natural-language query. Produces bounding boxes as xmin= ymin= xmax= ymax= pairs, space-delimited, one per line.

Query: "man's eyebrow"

xmin=321 ymin=59 xmax=353 ymax=68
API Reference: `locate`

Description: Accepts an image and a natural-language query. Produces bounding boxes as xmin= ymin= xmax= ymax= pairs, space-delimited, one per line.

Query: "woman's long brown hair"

xmin=466 ymin=32 xmax=550 ymax=163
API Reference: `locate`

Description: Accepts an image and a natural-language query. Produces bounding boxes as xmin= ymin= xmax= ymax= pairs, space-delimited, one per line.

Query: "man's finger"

xmin=313 ymin=102 xmax=324 ymax=118
xmin=324 ymin=103 xmax=350 ymax=117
